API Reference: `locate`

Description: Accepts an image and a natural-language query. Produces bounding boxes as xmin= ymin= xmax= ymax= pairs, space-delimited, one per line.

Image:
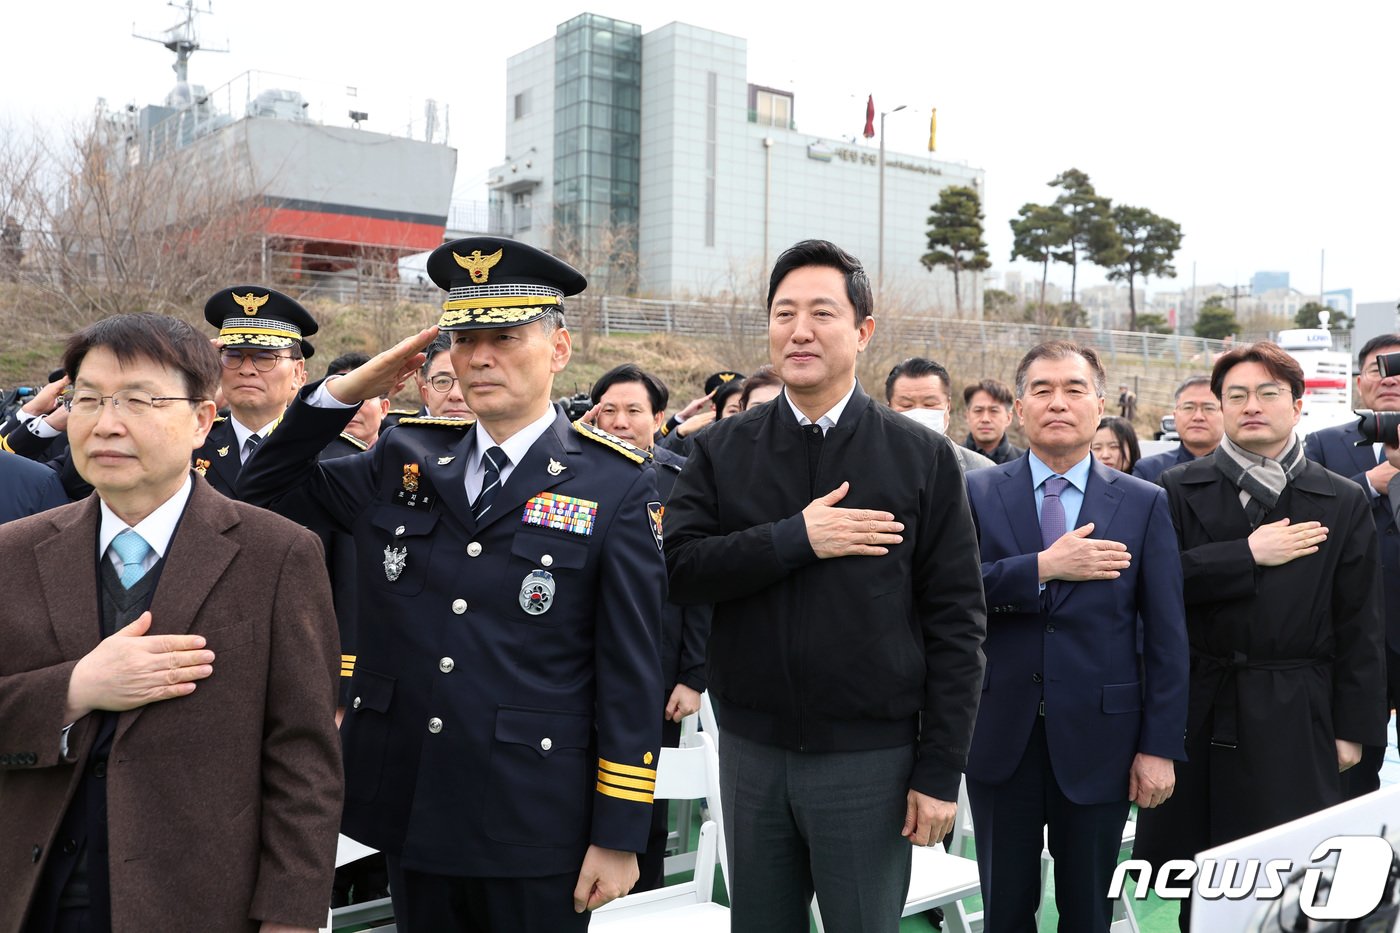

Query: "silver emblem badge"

xmin=519 ymin=569 xmax=556 ymax=615
xmin=437 ymin=456 xmax=455 ymax=465
xmin=383 ymin=545 xmax=408 ymax=582
xmin=547 ymin=458 xmax=565 ymax=476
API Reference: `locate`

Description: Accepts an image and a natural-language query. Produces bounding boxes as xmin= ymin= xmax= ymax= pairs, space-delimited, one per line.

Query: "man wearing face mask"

xmin=885 ymin=357 xmax=994 ymax=473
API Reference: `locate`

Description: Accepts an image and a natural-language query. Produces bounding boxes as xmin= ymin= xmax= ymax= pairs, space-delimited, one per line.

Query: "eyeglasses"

xmin=427 ymin=373 xmax=460 ymax=393
xmin=1223 ymin=385 xmax=1290 ymax=406
xmin=66 ymin=389 xmax=204 ymax=418
xmin=219 ymin=349 xmax=296 ymax=372
xmin=1176 ymin=402 xmax=1221 ymax=415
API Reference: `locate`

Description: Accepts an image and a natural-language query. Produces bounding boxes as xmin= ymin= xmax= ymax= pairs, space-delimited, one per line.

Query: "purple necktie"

xmin=1041 ymin=476 xmax=1069 ymax=601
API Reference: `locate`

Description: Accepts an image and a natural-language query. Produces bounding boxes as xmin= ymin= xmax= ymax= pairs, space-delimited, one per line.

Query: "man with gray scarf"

xmin=1135 ymin=340 xmax=1386 ymax=931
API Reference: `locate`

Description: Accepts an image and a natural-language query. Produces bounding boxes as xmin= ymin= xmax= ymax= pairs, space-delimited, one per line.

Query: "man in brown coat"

xmin=0 ymin=313 xmax=343 ymax=933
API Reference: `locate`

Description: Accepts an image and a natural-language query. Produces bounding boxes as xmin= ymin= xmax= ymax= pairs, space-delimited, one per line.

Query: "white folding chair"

xmin=321 ymin=835 xmax=394 ymax=933
xmin=591 ymin=730 xmax=730 ymax=931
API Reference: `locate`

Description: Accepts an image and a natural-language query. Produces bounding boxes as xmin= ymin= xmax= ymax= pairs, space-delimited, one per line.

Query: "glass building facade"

xmin=552 ymin=14 xmax=641 ymax=266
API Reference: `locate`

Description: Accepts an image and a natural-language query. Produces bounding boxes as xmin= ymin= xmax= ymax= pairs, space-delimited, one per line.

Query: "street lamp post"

xmin=763 ymin=136 xmax=774 ymax=306
xmin=877 ymin=104 xmax=906 ymax=304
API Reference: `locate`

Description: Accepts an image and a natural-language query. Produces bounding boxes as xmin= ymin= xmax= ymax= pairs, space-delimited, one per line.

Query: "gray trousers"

xmin=719 ymin=730 xmax=914 ymax=933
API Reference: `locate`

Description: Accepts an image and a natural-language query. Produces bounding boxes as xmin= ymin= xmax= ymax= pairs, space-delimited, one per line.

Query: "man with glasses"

xmin=196 ymin=286 xmax=317 ymax=496
xmin=1304 ymin=333 xmax=1400 ymax=798
xmin=1135 ymin=341 xmax=1385 ymax=931
xmin=0 ymin=313 xmax=342 ymax=933
xmin=417 ymin=334 xmax=475 ymax=421
xmin=1132 ymin=375 xmax=1225 ymax=484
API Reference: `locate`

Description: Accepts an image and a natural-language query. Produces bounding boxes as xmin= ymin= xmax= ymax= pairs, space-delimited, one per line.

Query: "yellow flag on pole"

xmin=928 ymin=108 xmax=937 ymax=152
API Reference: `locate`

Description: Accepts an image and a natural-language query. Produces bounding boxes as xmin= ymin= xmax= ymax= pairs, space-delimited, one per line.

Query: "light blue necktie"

xmin=111 ymin=529 xmax=153 ymax=588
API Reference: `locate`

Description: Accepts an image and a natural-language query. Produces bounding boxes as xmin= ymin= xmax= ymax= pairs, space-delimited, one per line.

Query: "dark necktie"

xmin=473 ymin=446 xmax=506 ymax=521
xmin=1041 ymin=476 xmax=1069 ymax=600
xmin=242 ymin=433 xmax=262 ymax=463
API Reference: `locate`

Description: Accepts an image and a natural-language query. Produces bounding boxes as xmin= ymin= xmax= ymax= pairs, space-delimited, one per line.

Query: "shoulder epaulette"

xmin=337 ymin=431 xmax=369 ymax=451
xmin=573 ymin=419 xmax=652 ymax=465
xmin=398 ymin=417 xmax=473 ymax=430
xmin=265 ymin=412 xmax=286 ymax=436
xmin=388 ymin=408 xmax=419 ymax=416
xmin=213 ymin=415 xmax=228 ymax=424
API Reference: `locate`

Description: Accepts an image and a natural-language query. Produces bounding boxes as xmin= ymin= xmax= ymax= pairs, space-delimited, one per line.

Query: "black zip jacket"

xmin=664 ymin=386 xmax=987 ymax=799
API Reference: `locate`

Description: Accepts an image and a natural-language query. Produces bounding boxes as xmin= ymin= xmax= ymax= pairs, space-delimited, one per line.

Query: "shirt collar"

xmin=783 ymin=380 xmax=858 ymax=430
xmin=1027 ymin=450 xmax=1093 ymax=493
xmin=98 ymin=474 xmax=193 ymax=562
xmin=470 ymin=405 xmax=558 ymax=471
xmin=229 ymin=414 xmax=282 ymax=450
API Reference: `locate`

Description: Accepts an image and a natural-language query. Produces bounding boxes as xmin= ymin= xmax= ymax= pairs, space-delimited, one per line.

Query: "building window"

xmin=512 ymin=191 xmax=532 ymax=231
xmin=514 ymin=89 xmax=531 ymax=120
xmin=751 ymin=87 xmax=793 ymax=128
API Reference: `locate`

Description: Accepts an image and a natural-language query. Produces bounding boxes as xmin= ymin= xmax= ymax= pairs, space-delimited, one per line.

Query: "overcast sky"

xmin=5 ymin=1 xmax=1397 ymax=305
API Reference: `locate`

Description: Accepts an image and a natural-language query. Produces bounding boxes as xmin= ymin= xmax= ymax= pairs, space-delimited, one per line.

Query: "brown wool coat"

xmin=0 ymin=477 xmax=343 ymax=933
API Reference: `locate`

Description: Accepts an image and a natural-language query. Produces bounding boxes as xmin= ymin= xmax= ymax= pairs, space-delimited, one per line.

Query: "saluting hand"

xmin=65 ymin=611 xmax=215 ymax=722
xmin=21 ymin=373 xmax=69 ymax=418
xmin=325 ymin=326 xmax=439 ymax=405
xmin=1247 ymin=517 xmax=1327 ymax=567
xmin=802 ymin=482 xmax=903 ymax=559
xmin=1038 ymin=523 xmax=1131 ymax=583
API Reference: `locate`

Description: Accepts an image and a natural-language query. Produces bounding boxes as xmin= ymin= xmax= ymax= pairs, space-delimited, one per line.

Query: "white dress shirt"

xmin=464 ymin=407 xmax=558 ymax=502
xmin=97 ymin=474 xmax=193 ymax=575
xmin=782 ymin=380 xmax=858 ymax=436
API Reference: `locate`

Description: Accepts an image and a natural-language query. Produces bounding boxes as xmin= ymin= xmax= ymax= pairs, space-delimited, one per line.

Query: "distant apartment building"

xmin=487 ymin=13 xmax=986 ymax=309
xmin=1251 ymin=270 xmax=1289 ymax=296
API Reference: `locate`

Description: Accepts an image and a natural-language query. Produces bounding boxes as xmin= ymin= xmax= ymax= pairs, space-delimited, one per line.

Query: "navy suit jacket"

xmin=1305 ymin=421 xmax=1400 ymax=653
xmin=964 ymin=455 xmax=1189 ymax=805
xmin=1132 ymin=444 xmax=1197 ymax=485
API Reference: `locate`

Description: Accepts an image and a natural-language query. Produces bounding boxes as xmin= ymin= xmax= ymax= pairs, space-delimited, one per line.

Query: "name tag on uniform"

xmin=522 ymin=492 xmax=599 ymax=536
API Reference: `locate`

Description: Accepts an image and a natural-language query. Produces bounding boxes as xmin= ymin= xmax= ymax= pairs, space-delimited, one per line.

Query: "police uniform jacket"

xmin=0 ymin=453 xmax=68 ymax=524
xmin=1 ymin=419 xmax=91 ymax=502
xmin=236 ymin=384 xmax=665 ymax=879
xmin=650 ymin=446 xmax=710 ymax=697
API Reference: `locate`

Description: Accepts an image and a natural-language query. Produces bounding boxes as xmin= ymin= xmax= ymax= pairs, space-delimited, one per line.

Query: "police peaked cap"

xmin=427 ymin=237 xmax=587 ymax=331
xmin=205 ymin=285 xmax=318 ymax=358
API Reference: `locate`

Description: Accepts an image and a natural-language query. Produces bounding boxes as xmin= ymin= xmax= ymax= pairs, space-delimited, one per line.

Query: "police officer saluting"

xmin=236 ymin=237 xmax=664 ymax=932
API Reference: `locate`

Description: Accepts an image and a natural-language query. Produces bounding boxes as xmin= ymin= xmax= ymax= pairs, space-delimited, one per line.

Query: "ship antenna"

xmin=132 ymin=0 xmax=226 ymax=85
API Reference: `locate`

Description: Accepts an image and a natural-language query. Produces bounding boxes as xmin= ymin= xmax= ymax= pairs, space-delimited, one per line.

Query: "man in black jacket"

xmin=665 ymin=240 xmax=987 ymax=932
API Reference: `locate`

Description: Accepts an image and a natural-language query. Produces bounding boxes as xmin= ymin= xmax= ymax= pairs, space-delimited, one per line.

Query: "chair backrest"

xmin=698 ymin=689 xmax=721 ymax=749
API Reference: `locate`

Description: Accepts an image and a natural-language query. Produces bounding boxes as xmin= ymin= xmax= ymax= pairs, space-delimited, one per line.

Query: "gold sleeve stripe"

xmin=0 ymin=433 xmax=13 ymax=453
xmin=341 ymin=655 xmax=357 ymax=662
xmin=597 ymin=782 xmax=654 ymax=804
xmin=598 ymin=757 xmax=657 ymax=779
xmin=599 ymin=771 xmax=656 ymax=792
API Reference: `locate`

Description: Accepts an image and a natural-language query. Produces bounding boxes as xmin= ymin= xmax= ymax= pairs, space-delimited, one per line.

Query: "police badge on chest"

xmin=383 ymin=544 xmax=408 ymax=582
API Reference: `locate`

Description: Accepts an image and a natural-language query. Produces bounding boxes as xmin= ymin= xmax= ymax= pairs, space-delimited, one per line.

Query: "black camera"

xmin=0 ymin=386 xmax=36 ymax=423
xmin=1354 ymin=409 xmax=1400 ymax=446
xmin=1377 ymin=351 xmax=1400 ymax=378
xmin=557 ymin=392 xmax=594 ymax=422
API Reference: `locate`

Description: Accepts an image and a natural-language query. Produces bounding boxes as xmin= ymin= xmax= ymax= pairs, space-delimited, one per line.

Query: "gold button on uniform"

xmin=439 ymin=657 xmax=455 ymax=673
xmin=467 ymin=542 xmax=482 ymax=557
xmin=428 ymin=717 xmax=443 ymax=734
xmin=540 ymin=737 xmax=553 ymax=751
xmin=452 ymin=599 xmax=467 ymax=614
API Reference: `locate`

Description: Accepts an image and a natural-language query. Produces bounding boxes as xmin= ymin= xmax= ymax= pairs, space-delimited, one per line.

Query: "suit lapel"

xmin=1052 ymin=461 xmax=1125 ymax=612
xmin=202 ymin=420 xmax=240 ymax=493
xmin=34 ymin=497 xmax=103 ymax=662
xmin=118 ymin=479 xmax=239 ymax=742
xmin=475 ymin=411 xmax=578 ymax=534
xmin=421 ymin=428 xmax=476 ymax=529
xmin=1180 ymin=467 xmax=1254 ymax=543
xmin=993 ymin=457 xmax=1042 ymax=557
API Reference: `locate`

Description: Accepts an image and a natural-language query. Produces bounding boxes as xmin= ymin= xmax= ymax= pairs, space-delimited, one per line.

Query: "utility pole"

xmin=876 ymin=104 xmax=906 ymax=304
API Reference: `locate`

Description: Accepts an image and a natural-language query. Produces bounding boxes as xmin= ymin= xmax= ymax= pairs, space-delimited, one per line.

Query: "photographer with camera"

xmin=1307 ymin=334 xmax=1400 ymax=798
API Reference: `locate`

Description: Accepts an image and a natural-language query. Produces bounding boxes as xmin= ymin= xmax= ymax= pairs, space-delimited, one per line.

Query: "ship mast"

xmin=133 ymin=0 xmax=223 ymax=84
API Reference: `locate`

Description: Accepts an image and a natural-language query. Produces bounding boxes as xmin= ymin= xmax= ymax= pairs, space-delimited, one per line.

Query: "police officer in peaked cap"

xmin=235 ymin=237 xmax=665 ymax=932
xmin=197 ymin=285 xmax=318 ymax=496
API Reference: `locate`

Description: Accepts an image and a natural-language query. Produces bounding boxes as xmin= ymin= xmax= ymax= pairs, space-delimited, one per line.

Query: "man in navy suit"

xmin=1132 ymin=376 xmax=1223 ymax=484
xmin=1304 ymin=332 xmax=1400 ymax=798
xmin=963 ymin=341 xmax=1189 ymax=933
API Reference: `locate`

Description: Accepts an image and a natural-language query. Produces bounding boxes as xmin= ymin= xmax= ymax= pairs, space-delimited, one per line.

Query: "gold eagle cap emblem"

xmin=452 ymin=248 xmax=505 ymax=284
xmin=719 ymin=373 xmax=737 ymax=382
xmin=232 ymin=292 xmax=270 ymax=315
